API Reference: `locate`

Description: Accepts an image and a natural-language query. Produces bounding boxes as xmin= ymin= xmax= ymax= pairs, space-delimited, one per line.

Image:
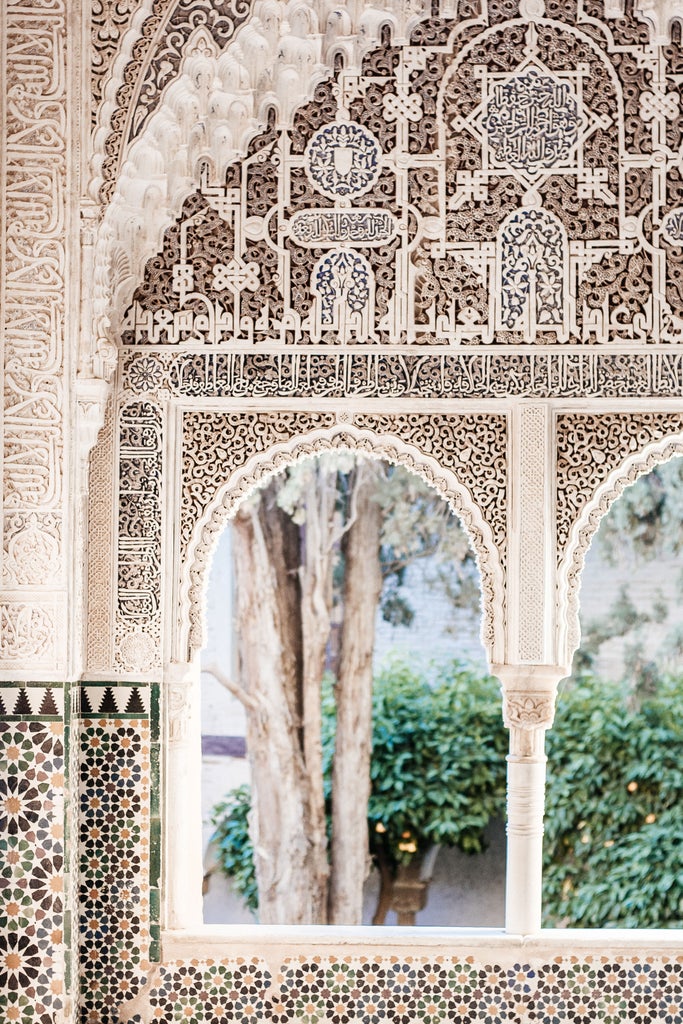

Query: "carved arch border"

xmin=177 ymin=417 xmax=508 ymax=666
xmin=558 ymin=429 xmax=683 ymax=666
xmin=91 ymin=0 xmax=434 ymax=205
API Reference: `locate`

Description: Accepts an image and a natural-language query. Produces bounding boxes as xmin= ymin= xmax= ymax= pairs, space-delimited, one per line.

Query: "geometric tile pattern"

xmin=79 ymin=717 xmax=151 ymax=1024
xmin=531 ymin=958 xmax=683 ymax=1024
xmin=0 ymin=720 xmax=65 ymax=1023
xmin=116 ymin=954 xmax=683 ymax=1024
xmin=145 ymin=959 xmax=272 ymax=1022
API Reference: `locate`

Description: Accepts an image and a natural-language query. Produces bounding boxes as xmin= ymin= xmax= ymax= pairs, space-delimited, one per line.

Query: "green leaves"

xmin=543 ymin=673 xmax=683 ymax=928
xmin=209 ymin=785 xmax=258 ymax=912
xmin=367 ymin=658 xmax=507 ymax=867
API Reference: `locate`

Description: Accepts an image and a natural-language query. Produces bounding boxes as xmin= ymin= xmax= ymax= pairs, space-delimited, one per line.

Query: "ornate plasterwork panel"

xmin=91 ymin=0 xmax=439 ymax=190
xmin=556 ymin=412 xmax=683 ymax=660
xmin=101 ymin=0 xmax=683 ymax=681
xmin=114 ymin=402 xmax=165 ymax=675
xmin=110 ymin=0 xmax=683 ymax=410
xmin=93 ymin=0 xmax=254 ymax=179
xmin=1 ymin=0 xmax=68 ymax=676
xmin=516 ymin=405 xmax=549 ymax=663
xmin=91 ymin=403 xmax=509 ymax=674
xmin=87 ymin=401 xmax=116 ymax=674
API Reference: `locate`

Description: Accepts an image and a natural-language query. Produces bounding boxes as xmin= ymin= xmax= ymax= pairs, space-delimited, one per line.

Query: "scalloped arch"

xmin=558 ymin=433 xmax=683 ymax=667
xmin=178 ymin=423 xmax=506 ymax=665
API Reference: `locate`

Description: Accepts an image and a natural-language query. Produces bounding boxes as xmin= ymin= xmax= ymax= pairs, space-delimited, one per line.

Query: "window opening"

xmin=544 ymin=456 xmax=683 ymax=928
xmin=200 ymin=452 xmax=507 ymax=927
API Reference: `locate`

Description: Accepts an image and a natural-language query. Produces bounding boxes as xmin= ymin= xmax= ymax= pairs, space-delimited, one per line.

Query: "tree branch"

xmin=203 ymin=662 xmax=258 ymax=712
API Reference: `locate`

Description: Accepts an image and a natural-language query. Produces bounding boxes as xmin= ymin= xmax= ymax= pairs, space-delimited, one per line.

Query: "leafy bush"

xmin=209 ymin=784 xmax=257 ymax=912
xmin=543 ymin=673 xmax=683 ymax=927
xmin=366 ymin=660 xmax=507 ymax=867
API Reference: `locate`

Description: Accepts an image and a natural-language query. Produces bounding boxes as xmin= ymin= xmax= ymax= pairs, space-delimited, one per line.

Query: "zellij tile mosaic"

xmin=115 ymin=954 xmax=683 ymax=1024
xmin=79 ymin=715 xmax=151 ymax=1024
xmin=0 ymin=720 xmax=65 ymax=1023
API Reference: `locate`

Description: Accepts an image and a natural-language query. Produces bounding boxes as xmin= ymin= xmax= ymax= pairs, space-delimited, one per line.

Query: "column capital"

xmin=165 ymin=659 xmax=198 ymax=743
xmin=492 ymin=663 xmax=568 ymax=730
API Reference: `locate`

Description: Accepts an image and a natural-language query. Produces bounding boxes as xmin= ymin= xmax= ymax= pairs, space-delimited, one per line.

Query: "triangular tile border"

xmin=79 ymin=685 xmax=150 ymax=717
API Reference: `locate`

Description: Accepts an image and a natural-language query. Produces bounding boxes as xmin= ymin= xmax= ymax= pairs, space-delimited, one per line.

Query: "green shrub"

xmin=543 ymin=673 xmax=683 ymax=927
xmin=367 ymin=659 xmax=507 ymax=867
xmin=209 ymin=784 xmax=258 ymax=912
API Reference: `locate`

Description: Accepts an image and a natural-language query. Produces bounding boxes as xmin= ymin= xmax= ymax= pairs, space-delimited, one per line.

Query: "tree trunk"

xmin=328 ymin=459 xmax=384 ymax=924
xmin=298 ymin=466 xmax=337 ymax=914
xmin=232 ymin=481 xmax=329 ymax=923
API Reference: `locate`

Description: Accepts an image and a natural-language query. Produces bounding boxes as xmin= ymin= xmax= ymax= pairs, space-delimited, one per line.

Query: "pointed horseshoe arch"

xmin=558 ymin=433 xmax=683 ymax=667
xmin=178 ymin=422 xmax=507 ymax=665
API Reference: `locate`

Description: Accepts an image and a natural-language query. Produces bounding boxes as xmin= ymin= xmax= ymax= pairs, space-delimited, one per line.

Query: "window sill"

xmin=161 ymin=925 xmax=683 ymax=962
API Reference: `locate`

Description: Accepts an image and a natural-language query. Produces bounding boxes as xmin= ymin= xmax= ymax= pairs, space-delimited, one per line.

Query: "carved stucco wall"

xmin=3 ymin=0 xmax=683 ymax=1022
xmin=0 ymin=3 xmax=71 ymax=1021
xmin=1 ymin=0 xmax=69 ymax=678
xmin=94 ymin=0 xmax=683 ymax=674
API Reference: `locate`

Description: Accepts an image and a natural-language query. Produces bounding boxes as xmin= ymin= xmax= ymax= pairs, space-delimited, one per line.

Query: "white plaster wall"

xmin=202 ymin=754 xmax=254 ymax=925
xmin=201 ymin=527 xmax=246 ymax=737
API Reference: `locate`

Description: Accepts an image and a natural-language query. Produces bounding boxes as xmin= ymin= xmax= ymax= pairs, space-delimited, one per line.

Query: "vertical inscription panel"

xmin=1 ymin=0 xmax=68 ymax=676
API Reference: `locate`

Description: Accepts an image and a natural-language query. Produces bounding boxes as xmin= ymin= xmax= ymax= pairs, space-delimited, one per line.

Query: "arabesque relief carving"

xmin=106 ymin=0 xmax=683 ymax=414
xmin=1 ymin=0 xmax=68 ymax=674
xmin=95 ymin=0 xmax=683 ymax=367
xmin=115 ymin=401 xmax=164 ymax=673
xmin=87 ymin=400 xmax=116 ymax=673
xmin=555 ymin=412 xmax=683 ymax=556
xmin=120 ymin=7 xmax=678 ymax=351
xmin=102 ymin=0 xmax=683 ymax=679
xmin=178 ymin=412 xmax=508 ymax=662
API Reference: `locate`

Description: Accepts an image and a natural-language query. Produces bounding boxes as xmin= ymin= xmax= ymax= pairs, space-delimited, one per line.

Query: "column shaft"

xmin=164 ymin=661 xmax=204 ymax=929
xmin=505 ymin=726 xmax=547 ymax=934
